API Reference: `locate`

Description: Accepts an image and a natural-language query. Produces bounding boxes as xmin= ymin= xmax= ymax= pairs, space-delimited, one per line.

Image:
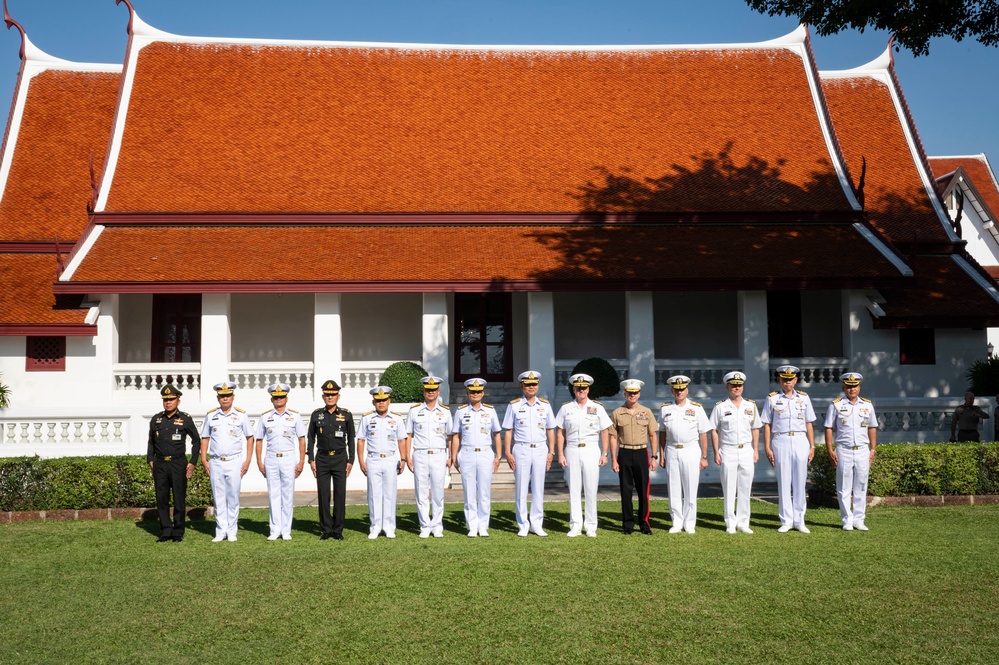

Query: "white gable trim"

xmin=952 ymin=254 xmax=999 ymax=306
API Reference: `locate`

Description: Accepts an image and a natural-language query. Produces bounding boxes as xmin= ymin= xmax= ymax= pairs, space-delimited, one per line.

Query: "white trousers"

xmin=719 ymin=445 xmax=755 ymax=529
xmin=458 ymin=447 xmax=494 ymax=534
xmin=265 ymin=453 xmax=296 ymax=538
xmin=565 ymin=445 xmax=600 ymax=533
xmin=413 ymin=449 xmax=447 ymax=532
xmin=367 ymin=454 xmax=399 ymax=536
xmin=772 ymin=434 xmax=809 ymax=527
xmin=666 ymin=445 xmax=701 ymax=529
xmin=209 ymin=454 xmax=243 ymax=538
xmin=513 ymin=443 xmax=548 ymax=531
xmin=836 ymin=445 xmax=871 ymax=525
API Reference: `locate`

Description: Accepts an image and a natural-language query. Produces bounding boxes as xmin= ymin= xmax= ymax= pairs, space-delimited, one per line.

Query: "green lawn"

xmin=2 ymin=499 xmax=997 ymax=664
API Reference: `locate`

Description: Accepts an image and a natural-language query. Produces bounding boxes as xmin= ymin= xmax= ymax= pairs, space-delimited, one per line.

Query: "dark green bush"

xmin=810 ymin=443 xmax=999 ymax=497
xmin=0 ymin=456 xmax=212 ymax=511
xmin=570 ymin=357 xmax=620 ymax=400
xmin=379 ymin=361 xmax=428 ymax=403
xmin=966 ymin=355 xmax=999 ymax=395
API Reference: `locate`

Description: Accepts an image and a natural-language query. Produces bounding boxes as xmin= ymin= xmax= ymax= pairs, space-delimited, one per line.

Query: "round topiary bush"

xmin=379 ymin=361 xmax=429 ymax=403
xmin=570 ymin=357 xmax=620 ymax=400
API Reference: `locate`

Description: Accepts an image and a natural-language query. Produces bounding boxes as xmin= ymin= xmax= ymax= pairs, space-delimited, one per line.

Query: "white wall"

xmin=231 ymin=293 xmax=313 ymax=361
xmin=118 ymin=294 xmax=152 ymax=363
xmin=341 ymin=293 xmax=421 ymax=361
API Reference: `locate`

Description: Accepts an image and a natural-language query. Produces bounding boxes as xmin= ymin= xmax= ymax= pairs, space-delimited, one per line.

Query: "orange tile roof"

xmin=0 ymin=69 xmax=119 ymax=242
xmin=928 ymin=156 xmax=999 ymax=223
xmin=874 ymin=255 xmax=999 ymax=327
xmin=104 ymin=43 xmax=852 ymax=215
xmin=62 ymin=222 xmax=904 ymax=291
xmin=821 ymin=76 xmax=952 ymax=246
xmin=0 ymin=252 xmax=89 ymax=328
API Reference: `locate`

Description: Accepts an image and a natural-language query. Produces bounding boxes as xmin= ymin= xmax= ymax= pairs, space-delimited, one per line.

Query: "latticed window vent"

xmin=26 ymin=336 xmax=66 ymax=371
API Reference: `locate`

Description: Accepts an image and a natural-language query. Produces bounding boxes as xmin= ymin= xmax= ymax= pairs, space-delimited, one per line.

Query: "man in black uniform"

xmin=308 ymin=379 xmax=356 ymax=540
xmin=147 ymin=385 xmax=200 ymax=542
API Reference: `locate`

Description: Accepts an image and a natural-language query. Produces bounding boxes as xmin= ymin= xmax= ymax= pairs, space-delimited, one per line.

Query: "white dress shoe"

xmin=517 ymin=528 xmax=529 ymax=537
xmin=683 ymin=526 xmax=696 ymax=534
xmin=432 ymin=530 xmax=444 ymax=538
xmin=281 ymin=534 xmax=292 ymax=540
xmin=467 ymin=531 xmax=478 ymax=538
xmin=267 ymin=534 xmax=279 ymax=541
xmin=368 ymin=532 xmax=378 ymax=540
xmin=842 ymin=523 xmax=854 ymax=531
xmin=479 ymin=530 xmax=489 ymax=537
xmin=668 ymin=525 xmax=683 ymax=534
xmin=585 ymin=530 xmax=596 ymax=538
xmin=211 ymin=535 xmax=225 ymax=542
xmin=853 ymin=522 xmax=869 ymax=531
xmin=794 ymin=524 xmax=810 ymax=534
xmin=531 ymin=529 xmax=548 ymax=537
xmin=726 ymin=526 xmax=737 ymax=534
xmin=419 ymin=529 xmax=431 ymax=539
xmin=737 ymin=525 xmax=753 ymax=534
xmin=385 ymin=532 xmax=396 ymax=539
xmin=566 ymin=529 xmax=581 ymax=537
xmin=777 ymin=525 xmax=792 ymax=533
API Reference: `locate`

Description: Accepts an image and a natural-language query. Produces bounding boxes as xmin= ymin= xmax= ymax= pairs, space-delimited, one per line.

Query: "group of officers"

xmin=145 ymin=364 xmax=878 ymax=542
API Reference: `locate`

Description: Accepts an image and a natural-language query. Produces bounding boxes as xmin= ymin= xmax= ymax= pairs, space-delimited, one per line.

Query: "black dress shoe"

xmin=641 ymin=529 xmax=653 ymax=535
xmin=622 ymin=528 xmax=633 ymax=535
xmin=157 ymin=536 xmax=170 ymax=543
xmin=332 ymin=533 xmax=344 ymax=541
xmin=172 ymin=536 xmax=183 ymax=542
xmin=319 ymin=533 xmax=331 ymax=541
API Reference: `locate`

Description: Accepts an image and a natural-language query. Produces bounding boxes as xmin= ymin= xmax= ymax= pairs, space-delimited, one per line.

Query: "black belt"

xmin=154 ymin=455 xmax=183 ymax=462
xmin=318 ymin=449 xmax=345 ymax=456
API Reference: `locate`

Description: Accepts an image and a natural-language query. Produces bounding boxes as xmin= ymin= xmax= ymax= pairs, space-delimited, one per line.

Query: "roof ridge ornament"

xmin=758 ymin=24 xmax=809 ymax=46
xmin=3 ymin=0 xmax=25 ymax=60
xmin=4 ymin=0 xmax=72 ymax=63
xmin=116 ymin=0 xmax=174 ymax=39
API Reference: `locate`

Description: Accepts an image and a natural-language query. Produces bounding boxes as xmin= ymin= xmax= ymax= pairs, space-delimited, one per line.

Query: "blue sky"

xmin=2 ymin=0 xmax=997 ymax=167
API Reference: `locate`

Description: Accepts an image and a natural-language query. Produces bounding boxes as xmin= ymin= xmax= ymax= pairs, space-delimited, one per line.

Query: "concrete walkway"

xmin=240 ymin=483 xmax=780 ymax=508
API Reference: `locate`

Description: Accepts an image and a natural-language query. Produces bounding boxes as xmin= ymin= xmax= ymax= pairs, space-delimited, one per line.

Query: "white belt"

xmin=211 ymin=452 xmax=243 ymax=461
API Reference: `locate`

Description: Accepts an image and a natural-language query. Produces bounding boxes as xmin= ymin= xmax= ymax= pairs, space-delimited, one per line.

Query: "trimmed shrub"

xmin=0 ymin=456 xmax=212 ymax=511
xmin=810 ymin=442 xmax=999 ymax=497
xmin=570 ymin=357 xmax=620 ymax=400
xmin=966 ymin=355 xmax=999 ymax=395
xmin=379 ymin=361 xmax=428 ymax=403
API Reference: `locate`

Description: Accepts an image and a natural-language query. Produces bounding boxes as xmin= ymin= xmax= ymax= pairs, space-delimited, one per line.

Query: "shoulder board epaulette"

xmin=861 ymin=397 xmax=872 ymax=403
xmin=206 ymin=407 xmax=220 ymax=416
xmin=391 ymin=411 xmax=405 ymax=417
xmin=509 ymin=398 xmax=520 ymax=404
xmin=339 ymin=406 xmax=352 ymax=413
xmin=539 ymin=398 xmax=550 ymax=403
xmin=769 ymin=391 xmax=778 ymax=396
xmin=562 ymin=400 xmax=572 ymax=405
xmin=180 ymin=411 xmax=191 ymax=417
xmin=832 ymin=397 xmax=843 ymax=403
xmin=690 ymin=401 xmax=702 ymax=407
xmin=746 ymin=398 xmax=756 ymax=404
xmin=288 ymin=408 xmax=299 ymax=413
xmin=483 ymin=403 xmax=494 ymax=409
xmin=437 ymin=404 xmax=450 ymax=411
xmin=797 ymin=391 xmax=808 ymax=396
xmin=234 ymin=406 xmax=245 ymax=413
xmin=593 ymin=400 xmax=603 ymax=405
xmin=363 ymin=410 xmax=374 ymax=416
xmin=312 ymin=406 xmax=326 ymax=413
xmin=660 ymin=402 xmax=673 ymax=407
xmin=715 ymin=400 xmax=725 ymax=405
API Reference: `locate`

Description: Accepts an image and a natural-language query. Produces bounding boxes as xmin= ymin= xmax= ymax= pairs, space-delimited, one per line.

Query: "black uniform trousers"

xmin=316 ymin=451 xmax=348 ymax=537
xmin=153 ymin=458 xmax=187 ymax=538
xmin=618 ymin=447 xmax=651 ymax=533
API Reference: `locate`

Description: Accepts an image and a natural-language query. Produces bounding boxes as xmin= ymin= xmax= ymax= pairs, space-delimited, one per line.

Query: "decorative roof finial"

xmin=115 ymin=0 xmax=135 ymax=35
xmin=3 ymin=0 xmax=28 ymax=61
xmin=887 ymin=35 xmax=897 ymax=68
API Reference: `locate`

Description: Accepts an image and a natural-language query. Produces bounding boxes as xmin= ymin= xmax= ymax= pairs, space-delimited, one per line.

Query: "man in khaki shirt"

xmin=609 ymin=379 xmax=659 ymax=535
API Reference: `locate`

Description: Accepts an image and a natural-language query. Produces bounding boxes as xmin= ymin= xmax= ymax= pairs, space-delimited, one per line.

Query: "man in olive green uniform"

xmin=308 ymin=379 xmax=356 ymax=541
xmin=147 ymin=385 xmax=200 ymax=542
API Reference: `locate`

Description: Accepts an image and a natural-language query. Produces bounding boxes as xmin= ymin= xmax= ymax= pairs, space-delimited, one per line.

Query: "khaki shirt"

xmin=610 ymin=404 xmax=656 ymax=447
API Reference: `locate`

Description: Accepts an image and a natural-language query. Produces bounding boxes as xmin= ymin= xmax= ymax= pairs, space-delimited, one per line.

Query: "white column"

xmin=95 ymin=294 xmax=119 ymax=403
xmin=528 ymin=292 xmax=556 ymax=400
xmin=314 ymin=293 xmax=343 ymax=401
xmin=625 ymin=291 xmax=655 ymax=390
xmin=422 ymin=293 xmax=450 ymax=403
xmin=200 ymin=294 xmax=231 ymax=403
xmin=739 ymin=290 xmax=769 ymax=391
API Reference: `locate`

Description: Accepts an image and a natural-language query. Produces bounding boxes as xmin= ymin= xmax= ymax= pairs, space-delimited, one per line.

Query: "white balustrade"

xmin=554 ymin=359 xmax=629 ymax=386
xmin=228 ymin=362 xmax=314 ymax=391
xmin=113 ymin=363 xmax=201 ymax=392
xmin=1 ymin=415 xmax=129 ymax=445
xmin=340 ymin=360 xmax=421 ymax=390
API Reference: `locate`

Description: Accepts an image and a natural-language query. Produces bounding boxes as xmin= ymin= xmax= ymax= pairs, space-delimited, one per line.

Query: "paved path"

xmin=240 ymin=483 xmax=780 ymax=508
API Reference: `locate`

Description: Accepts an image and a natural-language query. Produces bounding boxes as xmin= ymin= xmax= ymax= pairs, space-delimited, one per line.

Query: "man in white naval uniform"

xmin=824 ymin=372 xmax=878 ymax=531
xmin=449 ymin=378 xmax=502 ymax=537
xmin=556 ymin=373 xmax=612 ymax=537
xmin=709 ymin=371 xmax=761 ymax=534
xmin=658 ymin=375 xmax=712 ymax=534
xmin=357 ymin=386 xmax=409 ymax=539
xmin=254 ymin=382 xmax=307 ymax=540
xmin=502 ymin=370 xmax=557 ymax=537
xmin=762 ymin=364 xmax=816 ymax=533
xmin=200 ymin=381 xmax=253 ymax=542
xmin=406 ymin=375 xmax=453 ymax=538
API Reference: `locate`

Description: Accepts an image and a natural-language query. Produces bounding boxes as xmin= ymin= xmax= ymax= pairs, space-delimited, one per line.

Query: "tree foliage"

xmin=379 ymin=361 xmax=429 ymax=403
xmin=0 ymin=373 xmax=9 ymax=408
xmin=966 ymin=354 xmax=999 ymax=395
xmin=570 ymin=358 xmax=621 ymax=400
xmin=745 ymin=0 xmax=999 ymax=56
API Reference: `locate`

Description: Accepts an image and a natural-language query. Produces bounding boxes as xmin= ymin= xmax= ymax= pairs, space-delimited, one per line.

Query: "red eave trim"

xmin=54 ymin=275 xmax=913 ymax=295
xmin=92 ymin=211 xmax=868 ymax=226
xmin=0 ymin=324 xmax=96 ymax=337
xmin=0 ymin=242 xmax=74 ymax=253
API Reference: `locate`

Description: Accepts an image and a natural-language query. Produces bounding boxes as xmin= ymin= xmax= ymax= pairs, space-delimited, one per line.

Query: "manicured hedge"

xmin=0 ymin=456 xmax=213 ymax=511
xmin=810 ymin=443 xmax=999 ymax=497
